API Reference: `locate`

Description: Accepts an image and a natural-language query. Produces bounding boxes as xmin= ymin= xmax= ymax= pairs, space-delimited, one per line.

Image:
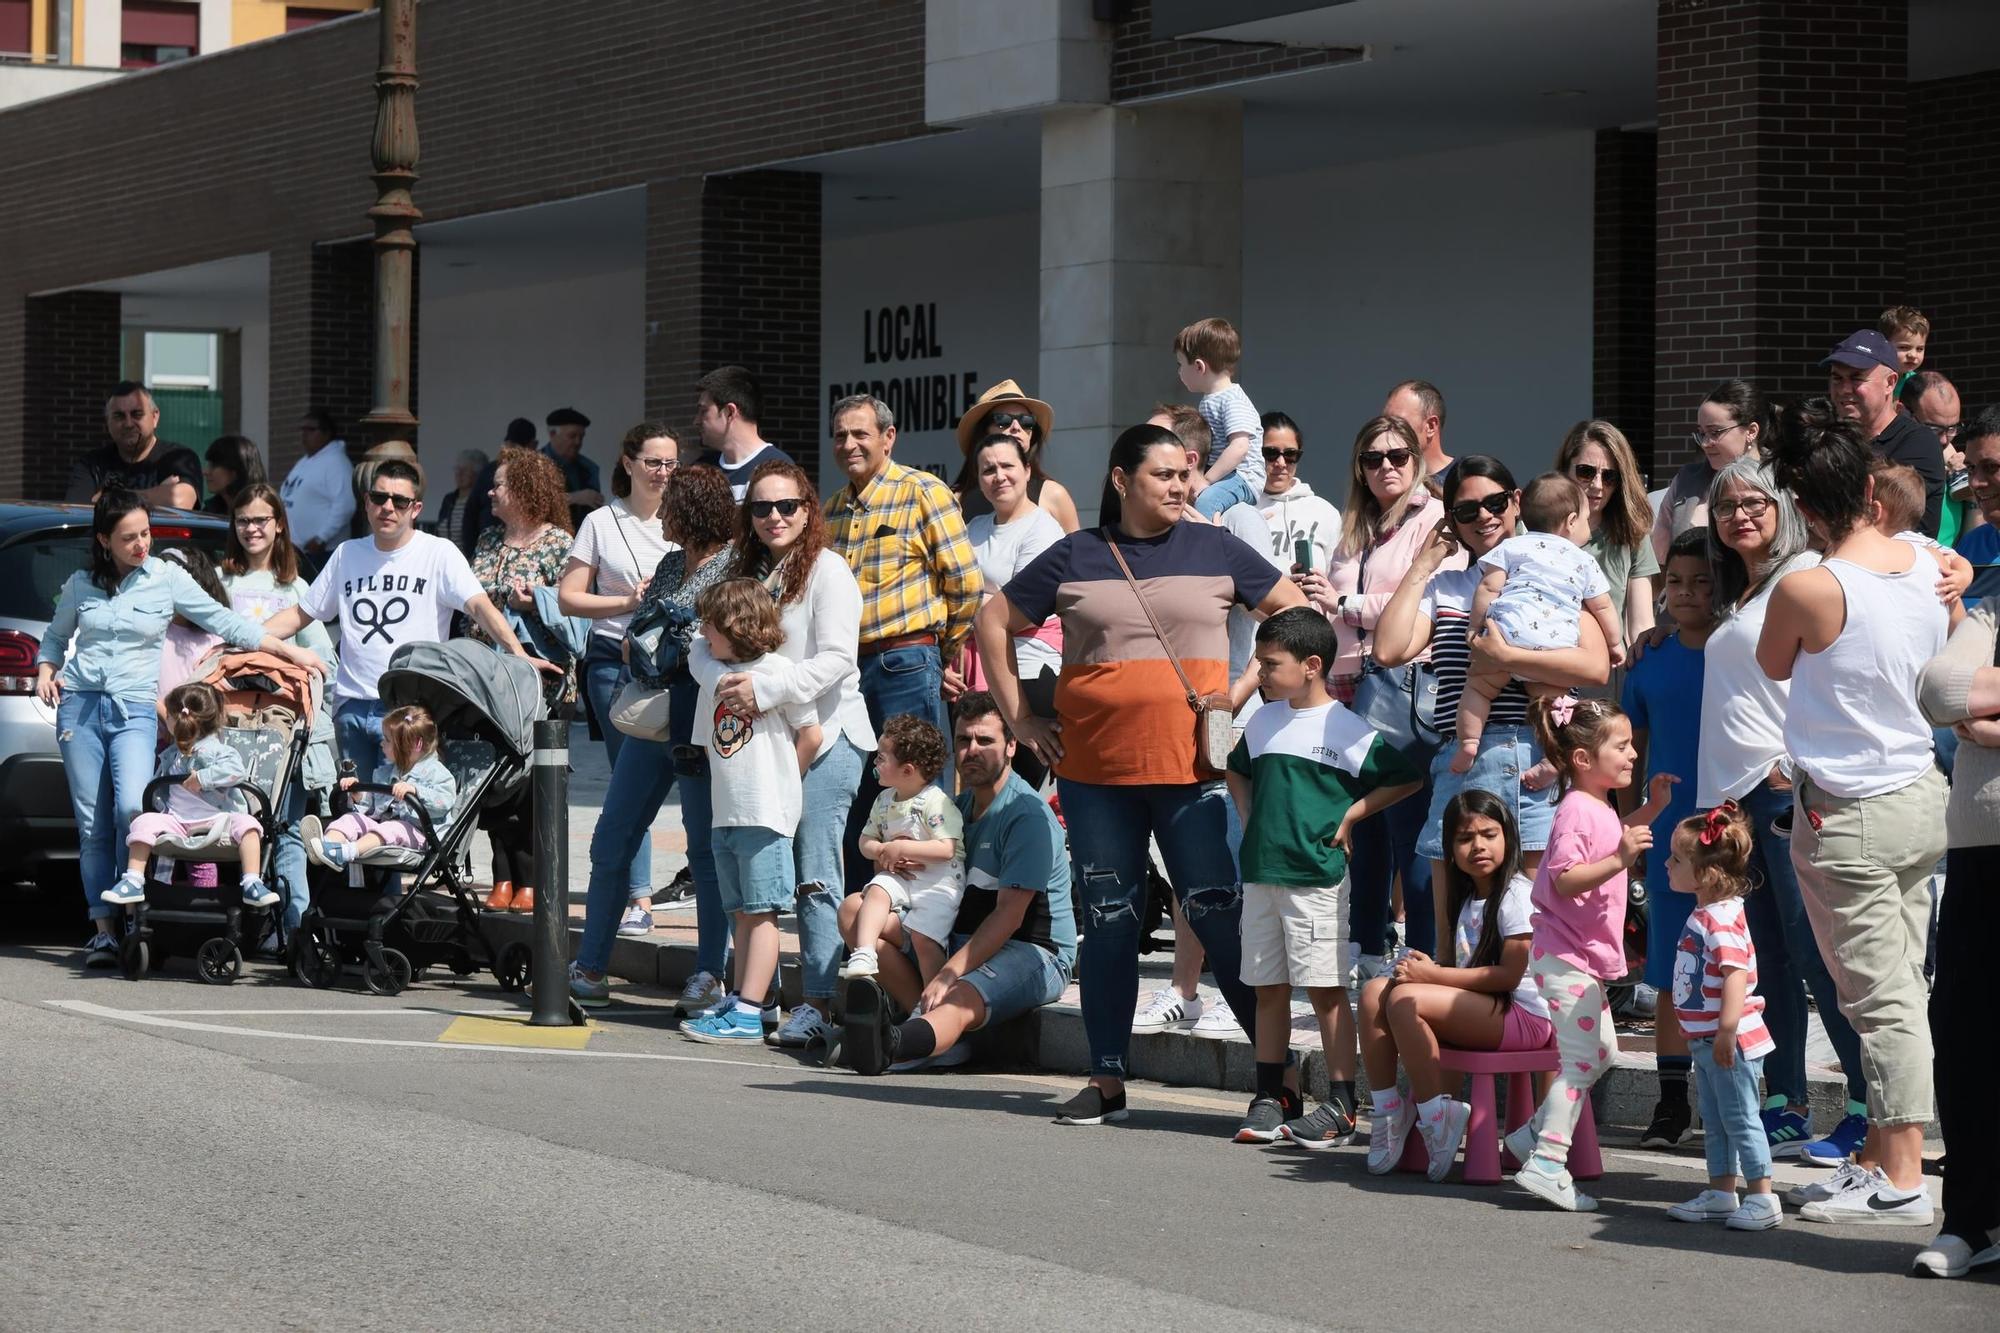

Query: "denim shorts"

xmin=1415 ymin=724 xmax=1557 ymax=861
xmin=712 ymin=825 xmax=795 ymax=915
xmin=958 ymin=937 xmax=1069 ymax=1029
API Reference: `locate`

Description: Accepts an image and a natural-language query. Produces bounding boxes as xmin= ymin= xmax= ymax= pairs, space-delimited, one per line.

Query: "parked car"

xmin=0 ymin=503 xmax=237 ymax=891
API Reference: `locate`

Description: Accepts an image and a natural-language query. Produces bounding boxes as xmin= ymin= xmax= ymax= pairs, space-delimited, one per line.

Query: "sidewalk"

xmin=475 ymin=724 xmax=1874 ymax=1130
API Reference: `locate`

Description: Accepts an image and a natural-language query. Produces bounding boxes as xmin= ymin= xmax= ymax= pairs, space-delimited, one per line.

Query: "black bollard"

xmin=528 ymin=716 xmax=585 ymax=1026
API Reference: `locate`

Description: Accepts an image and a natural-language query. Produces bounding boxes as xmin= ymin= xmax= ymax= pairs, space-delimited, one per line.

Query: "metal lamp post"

xmin=360 ymin=0 xmax=420 ymax=442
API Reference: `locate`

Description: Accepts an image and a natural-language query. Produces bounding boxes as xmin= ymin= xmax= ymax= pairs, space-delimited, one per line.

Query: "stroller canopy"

xmin=377 ymin=640 xmax=546 ymax=760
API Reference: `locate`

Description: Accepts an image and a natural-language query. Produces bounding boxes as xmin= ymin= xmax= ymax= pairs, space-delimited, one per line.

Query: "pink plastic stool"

xmin=1396 ymin=1044 xmax=1603 ymax=1184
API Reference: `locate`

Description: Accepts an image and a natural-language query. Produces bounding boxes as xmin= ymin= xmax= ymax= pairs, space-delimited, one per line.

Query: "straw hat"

xmin=955 ymin=379 xmax=1054 ymax=455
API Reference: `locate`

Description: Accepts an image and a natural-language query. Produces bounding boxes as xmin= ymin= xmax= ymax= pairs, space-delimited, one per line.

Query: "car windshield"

xmin=0 ymin=525 xmax=234 ymax=622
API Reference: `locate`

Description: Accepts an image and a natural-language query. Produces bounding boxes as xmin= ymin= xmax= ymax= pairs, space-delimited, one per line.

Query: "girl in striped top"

xmin=1666 ymin=802 xmax=1782 ymax=1231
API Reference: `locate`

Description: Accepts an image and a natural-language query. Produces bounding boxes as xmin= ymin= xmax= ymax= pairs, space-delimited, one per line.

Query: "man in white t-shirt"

xmin=279 ymin=408 xmax=357 ymax=556
xmin=263 ymin=458 xmax=553 ymax=765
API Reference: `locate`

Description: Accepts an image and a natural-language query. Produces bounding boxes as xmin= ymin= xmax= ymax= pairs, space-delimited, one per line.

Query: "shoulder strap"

xmin=1105 ymin=538 xmax=1200 ymax=712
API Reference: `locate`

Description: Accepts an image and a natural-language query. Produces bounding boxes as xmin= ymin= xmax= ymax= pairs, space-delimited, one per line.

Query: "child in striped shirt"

xmin=1665 ymin=802 xmax=1782 ymax=1232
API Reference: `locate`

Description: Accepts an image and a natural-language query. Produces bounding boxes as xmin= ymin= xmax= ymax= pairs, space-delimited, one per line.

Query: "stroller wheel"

xmin=195 ymin=938 xmax=243 ymax=985
xmin=291 ymin=930 xmax=341 ymax=989
xmin=363 ymin=947 xmax=414 ymax=997
xmin=119 ymin=936 xmax=149 ymax=981
xmin=494 ymin=942 xmax=533 ymax=993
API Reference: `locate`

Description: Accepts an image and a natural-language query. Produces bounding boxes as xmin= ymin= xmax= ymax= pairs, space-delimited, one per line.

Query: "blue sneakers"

xmin=1762 ymin=1098 xmax=1811 ymax=1158
xmin=100 ymin=872 xmax=145 ymax=906
xmin=682 ymin=1007 xmax=764 ymax=1045
xmin=1800 ymin=1107 xmax=1869 ymax=1167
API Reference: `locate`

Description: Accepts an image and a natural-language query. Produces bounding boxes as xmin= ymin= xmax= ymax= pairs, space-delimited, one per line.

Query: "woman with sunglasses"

xmin=559 ymin=422 xmax=682 ymax=935
xmin=1650 ymin=379 xmax=1768 ymax=564
xmin=1294 ymin=415 xmax=1446 ymax=969
xmin=1257 ymin=411 xmax=1341 ymax=575
xmin=1374 ymin=456 xmax=1613 ymax=949
xmin=699 ymin=459 xmax=874 ymax=1049
xmin=951 ymin=380 xmax=1080 ymax=533
xmin=221 ymin=483 xmax=340 ymax=947
xmin=1554 ymin=420 xmax=1659 ymax=651
xmin=963 ymin=432 xmax=1065 ymax=788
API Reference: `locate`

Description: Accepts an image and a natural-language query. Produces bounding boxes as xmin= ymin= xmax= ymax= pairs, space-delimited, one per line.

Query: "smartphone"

xmin=1293 ymin=537 xmax=1313 ymax=573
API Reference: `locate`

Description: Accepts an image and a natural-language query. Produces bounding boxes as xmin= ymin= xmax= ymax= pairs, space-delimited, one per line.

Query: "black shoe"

xmin=1640 ymin=1098 xmax=1692 ymax=1149
xmin=659 ymin=865 xmax=695 ymax=903
xmin=1054 ymin=1085 xmax=1129 ymax=1126
xmin=1234 ymin=1094 xmax=1288 ymax=1143
xmin=841 ymin=976 xmax=895 ymax=1076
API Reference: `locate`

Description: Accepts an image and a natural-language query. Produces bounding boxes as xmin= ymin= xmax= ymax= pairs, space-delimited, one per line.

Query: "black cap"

xmin=503 ymin=417 xmax=537 ymax=444
xmin=1821 ymin=329 xmax=1901 ymax=376
xmin=546 ymin=407 xmax=591 ymax=429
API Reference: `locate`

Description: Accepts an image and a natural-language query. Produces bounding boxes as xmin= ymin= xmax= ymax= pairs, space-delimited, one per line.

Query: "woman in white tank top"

xmin=1757 ymin=400 xmax=1947 ymax=1229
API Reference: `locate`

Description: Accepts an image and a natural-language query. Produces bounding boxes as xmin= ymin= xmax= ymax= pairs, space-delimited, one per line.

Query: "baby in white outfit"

xmin=1454 ymin=473 xmax=1624 ymax=772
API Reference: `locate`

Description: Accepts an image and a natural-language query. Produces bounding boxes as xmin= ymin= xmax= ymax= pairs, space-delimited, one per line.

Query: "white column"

xmin=1038 ymin=102 xmax=1243 ymax=523
xmin=78 ymin=0 xmax=120 ymax=67
xmin=197 ymin=0 xmax=230 ymax=57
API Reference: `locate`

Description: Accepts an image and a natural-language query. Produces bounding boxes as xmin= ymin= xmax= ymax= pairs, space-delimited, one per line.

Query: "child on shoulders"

xmin=1175 ymin=317 xmax=1266 ymax=519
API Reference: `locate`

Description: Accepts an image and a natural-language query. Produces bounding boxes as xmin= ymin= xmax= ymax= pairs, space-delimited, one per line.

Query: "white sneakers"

xmin=1417 ymin=1099 xmax=1471 ymax=1183
xmin=1668 ymin=1190 xmax=1782 ymax=1230
xmin=1131 ymin=987 xmax=1203 ymax=1034
xmin=1913 ymin=1229 xmax=2000 ymax=1279
xmin=1366 ymin=1095 xmax=1418 ymax=1175
xmin=1189 ymin=998 xmax=1244 ymax=1040
xmin=1797 ymin=1165 xmax=1934 ymax=1227
xmin=839 ymin=948 xmax=879 ymax=980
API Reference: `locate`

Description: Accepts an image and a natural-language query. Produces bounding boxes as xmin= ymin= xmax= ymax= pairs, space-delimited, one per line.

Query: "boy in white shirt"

xmin=839 ymin=714 xmax=965 ymax=985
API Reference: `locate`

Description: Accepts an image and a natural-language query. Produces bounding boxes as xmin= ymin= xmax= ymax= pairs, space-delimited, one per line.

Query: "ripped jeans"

xmin=1058 ymin=778 xmax=1256 ymax=1080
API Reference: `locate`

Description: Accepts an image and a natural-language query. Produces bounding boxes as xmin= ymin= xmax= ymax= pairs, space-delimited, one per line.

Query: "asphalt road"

xmin=1 ymin=887 xmax=1990 ymax=1332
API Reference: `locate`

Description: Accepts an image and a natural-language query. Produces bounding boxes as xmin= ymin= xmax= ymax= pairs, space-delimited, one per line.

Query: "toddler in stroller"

xmin=301 ymin=704 xmax=456 ymax=870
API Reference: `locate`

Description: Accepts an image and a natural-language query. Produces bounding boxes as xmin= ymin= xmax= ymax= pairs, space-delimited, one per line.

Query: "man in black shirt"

xmin=1824 ymin=329 xmax=1945 ymax=537
xmin=64 ymin=381 xmax=200 ymax=509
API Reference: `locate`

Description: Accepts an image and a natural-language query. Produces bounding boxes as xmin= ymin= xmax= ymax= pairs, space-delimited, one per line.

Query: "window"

xmin=121 ymin=0 xmax=199 ymax=69
xmin=0 ymin=0 xmax=31 ymax=59
xmin=144 ymin=331 xmax=218 ymax=389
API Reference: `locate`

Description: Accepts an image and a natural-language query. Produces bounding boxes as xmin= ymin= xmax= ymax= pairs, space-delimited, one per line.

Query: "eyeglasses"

xmin=1448 ymin=493 xmax=1513 ymax=525
xmin=1689 ymin=424 xmax=1743 ymax=446
xmin=1712 ymin=495 xmax=1773 ymax=522
xmin=633 ymin=456 xmax=678 ymax=473
xmin=749 ymin=498 xmax=806 ymax=519
xmin=1571 ymin=463 xmax=1620 ymax=486
xmin=1925 ymin=421 xmax=1961 ymax=441
xmin=366 ymin=489 xmax=417 ymax=511
xmin=232 ymin=515 xmax=275 ymax=531
xmin=1262 ymin=447 xmax=1302 ymax=464
xmin=1358 ymin=448 xmax=1413 ymax=471
xmin=986 ymin=411 xmax=1038 ymax=433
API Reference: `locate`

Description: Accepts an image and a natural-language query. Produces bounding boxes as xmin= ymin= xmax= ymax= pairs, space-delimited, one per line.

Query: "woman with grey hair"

xmin=435 ymin=449 xmax=489 ymax=553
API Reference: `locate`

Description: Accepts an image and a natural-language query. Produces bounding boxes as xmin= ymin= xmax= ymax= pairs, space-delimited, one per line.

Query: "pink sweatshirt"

xmin=1324 ymin=491 xmax=1464 ymax=678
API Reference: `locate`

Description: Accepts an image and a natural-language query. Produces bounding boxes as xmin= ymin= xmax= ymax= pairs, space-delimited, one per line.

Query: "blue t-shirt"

xmin=1620 ymin=631 xmax=1704 ymax=858
xmin=1955 ymin=521 xmax=2000 ymax=610
xmin=952 ymin=770 xmax=1075 ymax=970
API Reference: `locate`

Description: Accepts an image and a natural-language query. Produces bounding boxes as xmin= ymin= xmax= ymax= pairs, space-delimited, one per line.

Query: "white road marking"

xmin=45 ymin=1000 xmax=769 ymax=1068
xmin=127 ymin=1008 xmax=521 ymax=1017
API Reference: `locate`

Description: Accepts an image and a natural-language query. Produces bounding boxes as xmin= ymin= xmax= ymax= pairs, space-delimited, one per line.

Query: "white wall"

xmin=820 ymin=210 xmax=1039 ymax=491
xmin=1244 ymin=131 xmax=1597 ymax=506
xmin=417 ymin=266 xmax=644 ymax=488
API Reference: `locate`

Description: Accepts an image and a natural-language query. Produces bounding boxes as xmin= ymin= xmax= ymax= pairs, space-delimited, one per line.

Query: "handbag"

xmin=1346 ymin=538 xmax=1443 ymax=763
xmin=1105 ymin=539 xmax=1234 ymax=778
xmin=609 ymin=676 xmax=674 ymax=741
xmin=626 ymin=595 xmax=697 ymax=687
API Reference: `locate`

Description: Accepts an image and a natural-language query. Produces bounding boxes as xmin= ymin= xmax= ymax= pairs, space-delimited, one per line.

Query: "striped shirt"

xmin=1670 ymin=897 xmax=1774 ymax=1056
xmin=826 ymin=461 xmax=983 ymax=650
xmin=1420 ymin=565 xmax=1529 ymax=735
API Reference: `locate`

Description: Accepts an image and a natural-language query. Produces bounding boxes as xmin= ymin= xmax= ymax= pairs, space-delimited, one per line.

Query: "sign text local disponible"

xmin=827 ymin=303 xmax=979 ymax=436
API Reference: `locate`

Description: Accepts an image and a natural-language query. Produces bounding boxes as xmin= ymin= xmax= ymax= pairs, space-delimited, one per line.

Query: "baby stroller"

xmin=118 ymin=650 xmax=316 ymax=984
xmin=290 ymin=640 xmax=542 ymax=997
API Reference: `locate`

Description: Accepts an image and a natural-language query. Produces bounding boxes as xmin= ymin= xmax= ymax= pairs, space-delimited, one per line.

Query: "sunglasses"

xmin=749 ymin=498 xmax=806 ymax=519
xmin=986 ymin=411 xmax=1038 ymax=433
xmin=366 ymin=489 xmax=417 ymax=511
xmin=1449 ymin=493 xmax=1513 ymax=525
xmin=1262 ymin=447 xmax=1302 ymax=464
xmin=1571 ymin=463 xmax=1620 ymax=485
xmin=1358 ymin=448 xmax=1413 ymax=471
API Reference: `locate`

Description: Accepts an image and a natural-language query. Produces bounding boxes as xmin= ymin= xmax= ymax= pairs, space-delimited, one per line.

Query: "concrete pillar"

xmin=23 ymin=289 xmax=121 ymax=499
xmin=196 ymin=0 xmax=229 ymax=56
xmin=78 ymin=0 xmax=118 ymax=67
xmin=1038 ymin=101 xmax=1242 ymax=522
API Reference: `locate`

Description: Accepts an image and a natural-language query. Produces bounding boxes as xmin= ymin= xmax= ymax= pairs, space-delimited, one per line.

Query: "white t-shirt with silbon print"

xmin=303 ymin=531 xmax=487 ymax=704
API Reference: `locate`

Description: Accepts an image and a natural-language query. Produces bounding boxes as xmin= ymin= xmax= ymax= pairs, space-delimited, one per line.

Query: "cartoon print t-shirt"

xmin=692 ymin=652 xmax=818 ymax=837
xmin=302 ymin=531 xmax=486 ymax=704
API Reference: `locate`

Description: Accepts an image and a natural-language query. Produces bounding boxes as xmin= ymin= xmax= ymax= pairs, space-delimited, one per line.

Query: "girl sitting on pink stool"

xmin=101 ymin=681 xmax=276 ymax=910
xmin=301 ymin=705 xmax=456 ymax=870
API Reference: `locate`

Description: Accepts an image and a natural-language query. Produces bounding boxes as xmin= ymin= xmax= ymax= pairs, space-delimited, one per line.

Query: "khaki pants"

xmin=1791 ymin=768 xmax=1946 ymax=1127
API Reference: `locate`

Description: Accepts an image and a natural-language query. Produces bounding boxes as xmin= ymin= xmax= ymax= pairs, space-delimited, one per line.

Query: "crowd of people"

xmin=32 ymin=305 xmax=2000 ymax=1280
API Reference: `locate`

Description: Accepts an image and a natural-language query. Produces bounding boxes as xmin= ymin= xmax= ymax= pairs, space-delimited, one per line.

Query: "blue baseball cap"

xmin=1821 ymin=329 xmax=1901 ymax=375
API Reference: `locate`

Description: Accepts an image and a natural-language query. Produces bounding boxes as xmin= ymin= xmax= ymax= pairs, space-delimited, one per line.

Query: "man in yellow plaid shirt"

xmin=825 ymin=393 xmax=983 ymax=891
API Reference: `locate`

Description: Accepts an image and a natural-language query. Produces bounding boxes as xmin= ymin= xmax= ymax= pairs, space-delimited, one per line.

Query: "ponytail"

xmin=163 ymin=682 xmax=225 ymax=755
xmin=1528 ymin=693 xmax=1626 ymax=797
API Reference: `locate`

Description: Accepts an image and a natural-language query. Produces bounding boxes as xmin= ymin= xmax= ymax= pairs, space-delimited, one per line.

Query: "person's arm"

xmin=1329 ymin=780 xmax=1422 ymax=852
xmin=1228 ymin=659 xmax=1262 ymax=711
xmin=1550 ymin=823 xmax=1650 ymax=898
xmin=1918 ymin=606 xmax=2000 ymax=726
xmin=1372 ymin=518 xmax=1457 ymax=668
xmin=1712 ymin=966 xmax=1749 ymax=1069
xmin=1204 ymin=433 xmax=1251 ymax=485
xmin=140 ymin=477 xmax=198 ymax=510
xmin=462 ymin=593 xmax=562 ymax=675
xmin=1225 ymin=769 xmax=1252 ymax=829
xmin=924 ymin=887 xmax=1037 ymax=1013
xmin=1623 ymin=576 xmax=1656 ymax=645
xmin=746 ymin=561 xmax=861 ymax=712
xmin=1468 ymin=565 xmax=1505 ymax=634
xmin=1584 ymin=592 xmax=1627 ymax=667
xmin=1400 ymin=935 xmax=1530 ymax=996
xmin=172 ymin=567 xmax=326 ymax=674
xmin=926 ymin=487 xmax=985 ymax=653
xmin=1754 ymin=568 xmax=1820 ymax=682
xmin=557 ymin=555 xmax=644 ymax=621
xmin=976 ymin=592 xmax=1059 ymax=763
xmin=34 ymin=576 xmax=81 ymax=679
xmin=794 ymin=722 xmax=822 ymax=777
xmin=1623 ymin=773 xmax=1677 ymax=828
xmin=1038 ymin=480 xmax=1081 ymax=534
xmin=191 ymin=742 xmax=249 ymax=791
xmin=1469 ymin=610 xmax=1612 ymax=687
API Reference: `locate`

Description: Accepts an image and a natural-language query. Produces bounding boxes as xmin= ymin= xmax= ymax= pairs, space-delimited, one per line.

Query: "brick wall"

xmin=1594 ymin=129 xmax=1658 ymax=476
xmin=1653 ymin=0 xmax=1909 ymax=475
xmin=1109 ymin=0 xmax=1363 ymax=102
xmin=22 ymin=291 xmax=122 ymax=501
xmin=307 ymin=239 xmax=375 ymax=464
xmin=1908 ymin=69 xmax=2000 ymax=412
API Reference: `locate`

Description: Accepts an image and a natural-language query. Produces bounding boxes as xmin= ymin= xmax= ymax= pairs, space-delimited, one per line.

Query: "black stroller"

xmin=118 ymin=654 xmax=314 ymax=983
xmin=290 ymin=640 xmax=541 ymax=997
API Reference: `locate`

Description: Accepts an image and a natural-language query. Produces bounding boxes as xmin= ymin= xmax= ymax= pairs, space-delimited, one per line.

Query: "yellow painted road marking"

xmin=438 ymin=1013 xmax=598 ymax=1049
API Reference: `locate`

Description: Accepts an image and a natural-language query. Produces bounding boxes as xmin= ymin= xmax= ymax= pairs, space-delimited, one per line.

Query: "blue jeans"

xmin=577 ymin=682 xmax=726 ymax=978
xmin=582 ymin=638 xmax=650 ymax=897
xmin=1348 ymin=769 xmax=1435 ymax=955
xmin=273 ymin=776 xmax=310 ymax=932
xmin=1059 ymin=778 xmax=1256 ymax=1079
xmin=1416 ymin=725 xmax=1558 ymax=860
xmin=56 ymin=690 xmax=158 ymax=921
xmin=1737 ymin=778 xmax=1867 ymax=1107
xmin=1692 ymin=1037 xmax=1771 ymax=1183
xmin=844 ymin=642 xmax=951 ymax=892
xmin=796 ymin=736 xmax=865 ymax=1000
xmin=1193 ymin=473 xmax=1257 ymax=518
xmin=334 ymin=698 xmax=389 ymax=772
